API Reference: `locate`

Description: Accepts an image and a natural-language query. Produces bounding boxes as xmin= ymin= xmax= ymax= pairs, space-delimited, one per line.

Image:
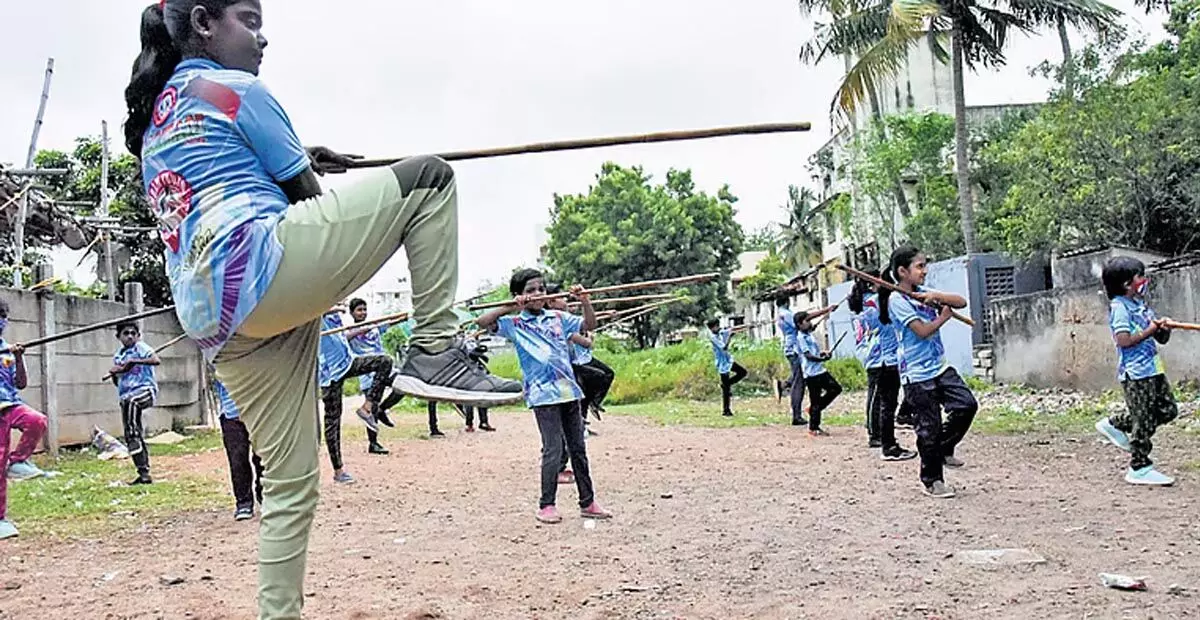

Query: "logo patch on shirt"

xmin=153 ymin=87 xmax=178 ymax=127
xmin=148 ymin=170 xmax=195 ymax=252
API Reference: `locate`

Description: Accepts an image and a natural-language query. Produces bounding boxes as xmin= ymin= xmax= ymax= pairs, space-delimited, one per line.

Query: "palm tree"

xmin=798 ymin=0 xmax=1120 ymax=253
xmin=778 ymin=185 xmax=824 ymax=271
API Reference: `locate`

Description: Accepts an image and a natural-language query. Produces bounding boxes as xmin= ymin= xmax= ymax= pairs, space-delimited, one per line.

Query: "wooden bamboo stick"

xmin=836 ymin=265 xmax=975 ymax=327
xmin=346 ymin=123 xmax=811 ymax=169
xmin=469 ymin=273 xmax=718 ymax=311
xmin=322 ymin=311 xmax=410 ymax=337
xmin=568 ymin=293 xmax=677 ymax=307
xmin=1164 ymin=320 xmax=1200 ymax=332
xmin=595 ymin=298 xmax=686 ymax=333
xmin=2 ymin=306 xmax=177 ymax=353
xmin=100 ymin=333 xmax=188 ymax=381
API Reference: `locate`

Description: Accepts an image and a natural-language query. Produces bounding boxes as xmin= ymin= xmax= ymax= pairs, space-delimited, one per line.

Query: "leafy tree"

xmin=545 ymin=163 xmax=743 ymax=348
xmin=736 ymin=252 xmax=790 ymax=298
xmin=777 ymin=185 xmax=823 ymax=271
xmin=797 ymin=0 xmax=1120 ymax=254
xmin=35 ymin=137 xmax=171 ymax=306
xmin=744 ymin=226 xmax=780 ymax=252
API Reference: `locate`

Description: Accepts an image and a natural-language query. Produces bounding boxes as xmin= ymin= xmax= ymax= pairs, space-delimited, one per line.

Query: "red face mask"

xmin=1132 ymin=275 xmax=1150 ymax=296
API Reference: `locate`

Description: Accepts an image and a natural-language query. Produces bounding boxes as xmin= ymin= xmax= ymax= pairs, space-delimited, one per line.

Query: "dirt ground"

xmin=2 ymin=397 xmax=1199 ymax=620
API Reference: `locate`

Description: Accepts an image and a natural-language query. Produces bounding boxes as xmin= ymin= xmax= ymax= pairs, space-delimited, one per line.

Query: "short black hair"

xmin=794 ymin=310 xmax=811 ymax=325
xmin=509 ymin=268 xmax=544 ymax=296
xmin=115 ymin=321 xmax=140 ymax=336
xmin=706 ymin=318 xmax=720 ymax=329
xmin=349 ymin=297 xmax=367 ymax=311
xmin=544 ymin=282 xmax=562 ymax=295
xmin=0 ymin=298 xmax=8 ymax=319
xmin=775 ymin=296 xmax=789 ymax=307
xmin=1102 ymin=256 xmax=1146 ymax=299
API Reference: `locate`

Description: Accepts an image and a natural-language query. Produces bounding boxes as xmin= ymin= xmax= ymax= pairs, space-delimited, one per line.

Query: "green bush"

xmin=483 ymin=337 xmax=866 ymax=405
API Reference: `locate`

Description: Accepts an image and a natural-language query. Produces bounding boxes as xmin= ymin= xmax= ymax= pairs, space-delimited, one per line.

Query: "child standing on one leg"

xmin=1095 ymin=257 xmax=1179 ymax=486
xmin=849 ymin=274 xmax=917 ymax=461
xmin=345 ymin=297 xmax=405 ymax=429
xmin=0 ymin=300 xmax=49 ymax=540
xmin=776 ymin=298 xmax=807 ymax=426
xmin=476 ymin=269 xmax=612 ymax=524
xmin=794 ymin=311 xmax=842 ymax=436
xmin=707 ymin=319 xmax=748 ymax=417
xmin=109 ymin=322 xmax=161 ymax=485
xmin=880 ymin=245 xmax=978 ymax=499
xmin=319 ymin=308 xmax=394 ymax=481
xmin=213 ymin=372 xmax=264 ymax=520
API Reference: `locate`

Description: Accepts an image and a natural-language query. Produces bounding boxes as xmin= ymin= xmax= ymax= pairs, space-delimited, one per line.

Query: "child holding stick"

xmin=109 ymin=322 xmax=161 ymax=485
xmin=775 ymin=297 xmax=806 ymax=425
xmin=880 ymin=245 xmax=977 ymax=499
xmin=1094 ymin=257 xmax=1179 ymax=486
xmin=849 ymin=274 xmax=917 ymax=461
xmin=318 ymin=308 xmax=393 ymax=480
xmin=213 ymin=372 xmax=264 ymax=520
xmin=0 ymin=300 xmax=48 ymax=540
xmin=707 ymin=318 xmax=747 ymax=417
xmin=476 ymin=269 xmax=612 ymax=524
xmin=794 ymin=311 xmax=842 ymax=436
xmin=345 ymin=298 xmax=404 ymax=428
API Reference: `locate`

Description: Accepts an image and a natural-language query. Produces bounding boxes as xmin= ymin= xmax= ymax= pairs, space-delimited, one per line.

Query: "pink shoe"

xmin=536 ymin=505 xmax=562 ymax=524
xmin=580 ymin=502 xmax=613 ymax=520
xmin=465 ymin=425 xmax=475 ymax=433
xmin=557 ymin=470 xmax=575 ymax=485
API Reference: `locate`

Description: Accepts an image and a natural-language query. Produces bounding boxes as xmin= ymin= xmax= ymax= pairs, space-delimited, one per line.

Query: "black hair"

xmin=1102 ymin=256 xmax=1146 ymax=299
xmin=0 ymin=299 xmax=8 ymax=319
xmin=544 ymin=282 xmax=562 ymax=295
xmin=775 ymin=296 xmax=789 ymax=307
xmin=706 ymin=318 xmax=720 ymax=329
xmin=879 ymin=245 xmax=922 ymax=325
xmin=847 ymin=267 xmax=881 ymax=314
xmin=509 ymin=268 xmax=544 ymax=296
xmin=115 ymin=321 xmax=141 ymax=336
xmin=124 ymin=1 xmax=239 ymax=157
xmin=349 ymin=297 xmax=367 ymax=311
xmin=793 ymin=309 xmax=811 ymax=329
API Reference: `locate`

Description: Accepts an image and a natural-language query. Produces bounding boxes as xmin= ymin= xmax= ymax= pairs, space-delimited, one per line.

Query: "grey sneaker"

xmin=393 ymin=346 xmax=524 ymax=406
xmin=943 ymin=455 xmax=965 ymax=468
xmin=923 ymin=480 xmax=956 ymax=498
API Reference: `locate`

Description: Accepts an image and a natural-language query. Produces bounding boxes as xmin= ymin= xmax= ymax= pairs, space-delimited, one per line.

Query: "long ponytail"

xmin=879 ymin=245 xmax=921 ymax=325
xmin=124 ymin=4 xmax=181 ymax=158
xmin=847 ymin=267 xmax=880 ymax=314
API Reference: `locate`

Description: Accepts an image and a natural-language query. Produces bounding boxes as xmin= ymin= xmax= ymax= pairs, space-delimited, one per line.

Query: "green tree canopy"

xmin=545 ymin=163 xmax=743 ymax=348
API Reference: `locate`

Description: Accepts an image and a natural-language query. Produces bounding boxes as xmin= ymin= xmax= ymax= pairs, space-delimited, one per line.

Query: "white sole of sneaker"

xmin=1125 ymin=477 xmax=1175 ymax=486
xmin=1096 ymin=421 xmax=1132 ymax=453
xmin=392 ymin=375 xmax=525 ymax=407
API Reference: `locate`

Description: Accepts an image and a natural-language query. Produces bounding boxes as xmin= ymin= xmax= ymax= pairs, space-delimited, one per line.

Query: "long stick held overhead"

xmin=469 ymin=273 xmax=718 ymax=311
xmin=568 ymin=293 xmax=677 ymax=307
xmin=3 ymin=306 xmax=177 ymax=353
xmin=595 ymin=298 xmax=687 ymax=333
xmin=836 ymin=265 xmax=975 ymax=327
xmin=100 ymin=333 xmax=189 ymax=382
xmin=321 ymin=311 xmax=411 ymax=337
xmin=346 ymin=123 xmax=811 ymax=169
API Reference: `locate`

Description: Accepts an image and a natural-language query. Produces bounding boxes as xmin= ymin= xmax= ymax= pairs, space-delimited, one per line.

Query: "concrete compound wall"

xmin=2 ymin=278 xmax=205 ymax=451
xmin=992 ymin=260 xmax=1200 ymax=391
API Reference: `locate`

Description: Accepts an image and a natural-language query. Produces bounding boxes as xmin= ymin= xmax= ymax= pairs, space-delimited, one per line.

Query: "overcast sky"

xmin=0 ymin=0 xmax=1167 ymax=298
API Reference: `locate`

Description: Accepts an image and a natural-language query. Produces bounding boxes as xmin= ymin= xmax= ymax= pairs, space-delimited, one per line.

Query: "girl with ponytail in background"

xmin=123 ymin=2 xmax=521 ymax=616
xmin=848 ymin=270 xmax=916 ymax=462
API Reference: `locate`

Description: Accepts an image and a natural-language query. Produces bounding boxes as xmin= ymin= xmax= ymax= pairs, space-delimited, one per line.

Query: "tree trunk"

xmin=865 ymin=80 xmax=913 ymax=219
xmin=951 ymin=26 xmax=977 ymax=254
xmin=1057 ymin=17 xmax=1075 ymax=99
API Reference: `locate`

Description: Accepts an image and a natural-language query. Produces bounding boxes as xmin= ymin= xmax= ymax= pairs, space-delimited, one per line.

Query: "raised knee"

xmin=28 ymin=411 xmax=48 ymax=432
xmin=390 ymin=155 xmax=454 ymax=194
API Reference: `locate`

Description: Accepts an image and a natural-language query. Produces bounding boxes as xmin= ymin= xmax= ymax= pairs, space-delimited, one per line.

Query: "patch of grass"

xmin=10 ymin=432 xmax=229 ymax=538
xmin=606 ymin=397 xmax=796 ymax=429
xmin=972 ymin=402 xmax=1103 ymax=435
xmin=965 ymin=375 xmax=995 ymax=393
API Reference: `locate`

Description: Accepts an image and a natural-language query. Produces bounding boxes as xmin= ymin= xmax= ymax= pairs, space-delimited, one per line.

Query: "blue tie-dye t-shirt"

xmin=318 ymin=314 xmax=354 ymax=388
xmin=0 ymin=338 xmax=22 ymax=410
xmin=709 ymin=328 xmax=734 ymax=375
xmin=212 ymin=378 xmax=240 ymax=420
xmin=799 ymin=331 xmax=828 ymax=378
xmin=571 ymin=339 xmax=594 ymax=366
xmin=140 ymin=58 xmax=310 ymax=362
xmin=113 ymin=341 xmax=159 ymax=403
xmin=854 ymin=294 xmax=897 ymax=369
xmin=887 ymin=287 xmax=949 ymax=385
xmin=494 ymin=310 xmax=584 ymax=408
xmin=777 ymin=307 xmax=800 ymax=357
xmin=1109 ymin=296 xmax=1166 ymax=381
xmin=347 ymin=324 xmax=395 ymax=393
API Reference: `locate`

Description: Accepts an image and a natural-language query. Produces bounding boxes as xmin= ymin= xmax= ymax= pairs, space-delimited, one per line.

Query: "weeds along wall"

xmin=1 ymin=280 xmax=206 ymax=452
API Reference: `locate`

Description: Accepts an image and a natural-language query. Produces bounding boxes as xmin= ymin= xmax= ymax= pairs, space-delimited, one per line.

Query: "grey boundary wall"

xmin=2 ymin=265 xmax=206 ymax=454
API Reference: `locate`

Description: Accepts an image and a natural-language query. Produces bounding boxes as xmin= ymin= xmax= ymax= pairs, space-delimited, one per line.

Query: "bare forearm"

xmin=477 ymin=305 xmax=517 ymax=330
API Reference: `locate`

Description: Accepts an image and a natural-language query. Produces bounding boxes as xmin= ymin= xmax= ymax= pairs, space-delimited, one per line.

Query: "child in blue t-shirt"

xmin=794 ymin=311 xmax=842 ymax=436
xmin=880 ymin=246 xmax=978 ymax=499
xmin=212 ymin=370 xmax=264 ymax=521
xmin=849 ymin=273 xmax=917 ymax=461
xmin=1094 ymin=257 xmax=1179 ymax=486
xmin=477 ymin=269 xmax=612 ymax=525
xmin=109 ymin=322 xmax=161 ymax=486
xmin=0 ymin=300 xmax=49 ymax=540
xmin=707 ymin=319 xmax=747 ymax=417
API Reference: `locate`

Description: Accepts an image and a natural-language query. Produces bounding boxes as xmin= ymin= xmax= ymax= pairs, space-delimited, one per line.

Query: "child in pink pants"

xmin=1 ymin=299 xmax=49 ymax=540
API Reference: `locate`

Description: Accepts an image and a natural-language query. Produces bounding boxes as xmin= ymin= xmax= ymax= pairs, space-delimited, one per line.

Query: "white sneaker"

xmin=0 ymin=520 xmax=18 ymax=540
xmin=1096 ymin=418 xmax=1132 ymax=452
xmin=1125 ymin=465 xmax=1175 ymax=486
